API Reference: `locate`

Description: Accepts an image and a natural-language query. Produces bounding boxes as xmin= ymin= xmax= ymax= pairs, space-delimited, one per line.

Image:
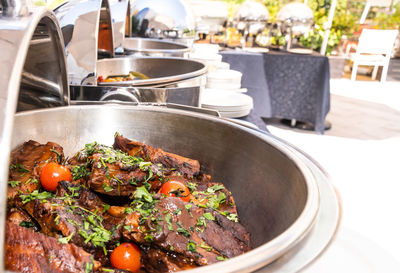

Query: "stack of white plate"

xmin=206 ymin=69 xmax=242 ymax=89
xmin=201 ymin=89 xmax=253 ymax=118
xmin=192 ymin=43 xmax=220 ymax=54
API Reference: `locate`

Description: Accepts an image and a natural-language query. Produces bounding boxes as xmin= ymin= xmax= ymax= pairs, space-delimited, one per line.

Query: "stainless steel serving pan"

xmin=123 ymin=37 xmax=190 ymax=58
xmin=96 ymin=57 xmax=207 ymax=86
xmin=9 ymin=104 xmax=340 ymax=273
xmin=0 ymin=2 xmax=68 ymax=271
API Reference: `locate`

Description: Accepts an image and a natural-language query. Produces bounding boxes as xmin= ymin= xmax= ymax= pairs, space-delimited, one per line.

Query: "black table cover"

xmin=221 ymin=50 xmax=331 ymax=133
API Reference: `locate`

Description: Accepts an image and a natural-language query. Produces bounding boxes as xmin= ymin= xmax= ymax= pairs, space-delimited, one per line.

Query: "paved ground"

xmin=265 ymin=78 xmax=400 ymax=272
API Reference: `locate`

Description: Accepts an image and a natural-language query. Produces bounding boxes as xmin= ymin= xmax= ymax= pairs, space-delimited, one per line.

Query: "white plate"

xmin=217 ymin=108 xmax=252 ymax=118
xmin=206 ymin=82 xmax=242 ymax=90
xmin=201 ymin=92 xmax=253 ymax=112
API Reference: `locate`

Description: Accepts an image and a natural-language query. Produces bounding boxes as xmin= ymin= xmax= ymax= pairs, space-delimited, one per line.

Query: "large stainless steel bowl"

xmin=9 ymin=104 xmax=340 ymax=272
xmin=96 ymin=57 xmax=207 ymax=86
xmin=123 ymin=37 xmax=190 ymax=57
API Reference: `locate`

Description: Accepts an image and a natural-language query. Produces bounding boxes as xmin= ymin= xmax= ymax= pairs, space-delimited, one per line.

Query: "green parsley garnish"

xmin=19 ymin=221 xmax=35 ymax=228
xmin=165 ymin=213 xmax=173 ymax=231
xmin=206 ymin=184 xmax=225 ymax=193
xmin=71 ymin=165 xmax=90 ymax=180
xmin=123 ymin=225 xmax=132 ymax=232
xmin=203 ymin=212 xmax=215 ymax=221
xmin=10 ymin=163 xmax=29 ymax=173
xmin=135 ymin=186 xmax=153 ymax=203
xmin=20 ymin=190 xmax=54 ymax=204
xmin=102 ymin=184 xmax=113 ymax=192
xmin=187 ymin=240 xmax=197 ymax=252
xmin=58 ymin=232 xmax=74 ymax=244
xmin=8 ymin=180 xmax=21 ymax=187
xmin=227 ymin=213 xmax=238 ymax=222
xmin=176 ymin=222 xmax=190 ymax=237
xmin=199 ymin=242 xmax=213 ymax=251
xmin=217 ymin=256 xmax=228 ymax=261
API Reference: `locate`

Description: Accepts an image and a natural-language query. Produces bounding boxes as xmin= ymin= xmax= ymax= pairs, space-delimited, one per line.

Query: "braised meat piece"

xmin=5 ymin=222 xmax=98 ymax=273
xmin=22 ymin=182 xmax=124 ymax=258
xmin=88 ymin=154 xmax=151 ymax=196
xmin=7 ymin=207 xmax=39 ymax=231
xmin=114 ymin=135 xmax=200 ymax=178
xmin=123 ymin=195 xmax=250 ymax=267
xmin=71 ymin=142 xmax=163 ymax=196
xmin=7 ymin=140 xmax=63 ymax=203
xmin=141 ymin=247 xmax=197 ymax=273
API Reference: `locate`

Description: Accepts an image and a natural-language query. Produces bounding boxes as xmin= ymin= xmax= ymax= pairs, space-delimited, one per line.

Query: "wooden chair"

xmin=346 ymin=29 xmax=398 ymax=82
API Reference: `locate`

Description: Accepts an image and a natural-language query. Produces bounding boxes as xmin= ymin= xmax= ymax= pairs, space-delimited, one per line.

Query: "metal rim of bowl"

xmin=97 ymin=56 xmax=207 ymax=87
xmin=123 ymin=37 xmax=191 ymax=55
xmin=13 ymin=105 xmax=321 ymax=273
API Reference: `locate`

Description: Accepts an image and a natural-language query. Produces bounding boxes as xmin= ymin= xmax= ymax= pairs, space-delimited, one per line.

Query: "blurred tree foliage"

xmin=372 ymin=2 xmax=400 ymax=30
xmin=297 ymin=0 xmax=363 ymax=55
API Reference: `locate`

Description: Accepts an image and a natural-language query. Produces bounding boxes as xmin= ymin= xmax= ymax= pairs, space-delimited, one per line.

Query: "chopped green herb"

xmin=58 ymin=232 xmax=74 ymax=244
xmin=19 ymin=221 xmax=35 ymax=228
xmin=170 ymin=246 xmax=175 ymax=251
xmin=71 ymin=165 xmax=90 ymax=180
xmin=139 ymin=161 xmax=152 ymax=170
xmin=20 ymin=190 xmax=54 ymax=204
xmin=174 ymin=208 xmax=182 ymax=216
xmin=227 ymin=213 xmax=238 ymax=222
xmin=129 ymin=178 xmax=137 ymax=186
xmin=185 ymin=204 xmax=192 ymax=211
xmin=144 ymin=234 xmax=154 ymax=242
xmin=186 ymin=182 xmax=197 ymax=192
xmin=10 ymin=163 xmax=29 ymax=173
xmin=217 ymin=256 xmax=228 ymax=261
xmin=54 ymin=215 xmax=60 ymax=225
xmin=165 ymin=213 xmax=173 ymax=231
xmin=102 ymin=184 xmax=113 ymax=192
xmin=123 ymin=225 xmax=132 ymax=232
xmin=84 ymin=262 xmax=93 ymax=273
xmin=135 ymin=186 xmax=153 ymax=203
xmin=8 ymin=180 xmax=21 ymax=187
xmin=203 ymin=212 xmax=215 ymax=221
xmin=123 ymin=207 xmax=133 ymax=214
xmin=103 ymin=204 xmax=110 ymax=213
xmin=196 ymin=216 xmax=207 ymax=228
xmin=51 ymin=147 xmax=62 ymax=164
xmin=99 ymin=157 xmax=107 ymax=168
xmin=102 ymin=269 xmax=115 ymax=272
xmin=199 ymin=242 xmax=213 ymax=251
xmin=176 ymin=222 xmax=190 ymax=237
xmin=187 ymin=240 xmax=197 ymax=253
xmin=206 ymin=184 xmax=225 ymax=193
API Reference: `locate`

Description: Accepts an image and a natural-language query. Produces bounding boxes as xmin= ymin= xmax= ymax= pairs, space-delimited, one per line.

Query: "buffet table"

xmin=221 ymin=49 xmax=331 ymax=134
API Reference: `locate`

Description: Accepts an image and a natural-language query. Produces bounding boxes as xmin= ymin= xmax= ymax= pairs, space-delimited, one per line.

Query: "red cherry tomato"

xmin=39 ymin=162 xmax=72 ymax=192
xmin=159 ymin=180 xmax=191 ymax=202
xmin=110 ymin=242 xmax=141 ymax=272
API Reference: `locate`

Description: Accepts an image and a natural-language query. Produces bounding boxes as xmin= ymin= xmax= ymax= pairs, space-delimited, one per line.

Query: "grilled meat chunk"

xmin=5 ymin=222 xmax=98 ymax=273
xmin=123 ymin=197 xmax=250 ymax=266
xmin=114 ymin=135 xmax=200 ymax=178
xmin=7 ymin=140 xmax=63 ymax=203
